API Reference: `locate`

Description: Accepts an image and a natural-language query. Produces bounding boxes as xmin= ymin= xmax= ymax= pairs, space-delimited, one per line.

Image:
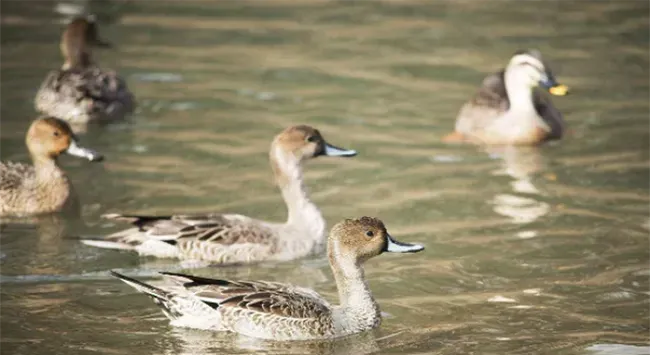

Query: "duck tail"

xmin=81 ymin=238 xmax=135 ymax=250
xmin=110 ymin=271 xmax=179 ymax=320
xmin=110 ymin=271 xmax=167 ymax=299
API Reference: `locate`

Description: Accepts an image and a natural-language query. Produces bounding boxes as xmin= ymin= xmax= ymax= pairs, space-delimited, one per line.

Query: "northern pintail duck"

xmin=0 ymin=116 xmax=103 ymax=217
xmin=111 ymin=216 xmax=424 ymax=340
xmin=34 ymin=16 xmax=134 ymax=124
xmin=444 ymin=49 xmax=569 ymax=145
xmin=83 ymin=125 xmax=356 ymax=263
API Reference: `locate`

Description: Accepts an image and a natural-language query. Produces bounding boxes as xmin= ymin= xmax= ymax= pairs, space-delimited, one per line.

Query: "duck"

xmin=0 ymin=116 xmax=104 ymax=217
xmin=110 ymin=216 xmax=424 ymax=340
xmin=82 ymin=125 xmax=357 ymax=264
xmin=34 ymin=15 xmax=134 ymax=125
xmin=443 ymin=49 xmax=569 ymax=146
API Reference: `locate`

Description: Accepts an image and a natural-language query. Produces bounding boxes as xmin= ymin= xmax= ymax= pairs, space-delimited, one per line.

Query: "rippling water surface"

xmin=1 ymin=1 xmax=649 ymax=354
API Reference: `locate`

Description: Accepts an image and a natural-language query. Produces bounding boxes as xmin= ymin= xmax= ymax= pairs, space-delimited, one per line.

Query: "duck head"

xmin=26 ymin=116 xmax=104 ymax=162
xmin=270 ymin=125 xmax=356 ymax=184
xmin=272 ymin=125 xmax=357 ymax=161
xmin=328 ymin=217 xmax=424 ymax=265
xmin=506 ymin=49 xmax=569 ymax=96
xmin=60 ymin=15 xmax=111 ymax=69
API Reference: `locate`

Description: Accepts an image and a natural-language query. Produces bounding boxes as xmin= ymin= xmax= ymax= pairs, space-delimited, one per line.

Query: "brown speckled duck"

xmin=111 ymin=217 xmax=424 ymax=340
xmin=444 ymin=49 xmax=569 ymax=145
xmin=34 ymin=15 xmax=134 ymax=124
xmin=83 ymin=125 xmax=357 ymax=264
xmin=0 ymin=117 xmax=103 ymax=217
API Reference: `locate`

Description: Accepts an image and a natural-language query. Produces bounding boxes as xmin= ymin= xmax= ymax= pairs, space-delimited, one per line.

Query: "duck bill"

xmin=384 ymin=233 xmax=424 ymax=253
xmin=539 ymin=76 xmax=569 ymax=96
xmin=548 ymin=84 xmax=569 ymax=96
xmin=66 ymin=140 xmax=104 ymax=162
xmin=322 ymin=143 xmax=357 ymax=157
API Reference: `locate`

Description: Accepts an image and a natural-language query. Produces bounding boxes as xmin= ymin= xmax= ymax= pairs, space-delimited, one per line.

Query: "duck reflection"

xmin=163 ymin=327 xmax=380 ymax=355
xmin=0 ymin=214 xmax=84 ymax=276
xmin=486 ymin=146 xmax=550 ymax=236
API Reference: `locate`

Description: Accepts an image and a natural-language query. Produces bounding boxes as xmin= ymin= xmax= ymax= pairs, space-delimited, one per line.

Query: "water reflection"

xmin=586 ymin=344 xmax=650 ymax=355
xmin=164 ymin=327 xmax=380 ymax=355
xmin=0 ymin=215 xmax=78 ymax=276
xmin=487 ymin=146 xmax=551 ymax=239
xmin=487 ymin=146 xmax=546 ymax=195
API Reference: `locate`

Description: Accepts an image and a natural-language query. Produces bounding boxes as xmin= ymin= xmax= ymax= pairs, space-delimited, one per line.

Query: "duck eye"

xmin=53 ymin=131 xmax=60 ymax=137
xmin=306 ymin=135 xmax=318 ymax=143
xmin=365 ymin=231 xmax=374 ymax=237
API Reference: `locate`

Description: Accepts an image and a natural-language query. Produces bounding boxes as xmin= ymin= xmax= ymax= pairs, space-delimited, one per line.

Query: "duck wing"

xmin=111 ymin=271 xmax=332 ymax=337
xmin=455 ymin=71 xmax=509 ymax=135
xmin=532 ymin=90 xmax=565 ymax=140
xmin=161 ymin=272 xmax=331 ymax=319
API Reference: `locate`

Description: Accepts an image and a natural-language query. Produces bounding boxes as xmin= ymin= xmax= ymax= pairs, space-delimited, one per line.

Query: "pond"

xmin=1 ymin=1 xmax=648 ymax=354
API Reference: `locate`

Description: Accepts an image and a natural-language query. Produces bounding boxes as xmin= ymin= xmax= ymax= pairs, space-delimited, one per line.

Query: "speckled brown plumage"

xmin=96 ymin=213 xmax=278 ymax=263
xmin=0 ymin=162 xmax=34 ymax=192
xmin=167 ymin=274 xmax=331 ymax=318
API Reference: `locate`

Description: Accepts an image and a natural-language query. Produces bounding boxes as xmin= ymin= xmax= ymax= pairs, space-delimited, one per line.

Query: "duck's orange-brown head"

xmin=26 ymin=116 xmax=103 ymax=162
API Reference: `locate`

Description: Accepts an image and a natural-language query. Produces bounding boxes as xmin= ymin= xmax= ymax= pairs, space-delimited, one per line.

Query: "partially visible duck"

xmin=444 ymin=49 xmax=569 ymax=145
xmin=34 ymin=15 xmax=134 ymax=125
xmin=0 ymin=116 xmax=103 ymax=217
xmin=83 ymin=125 xmax=357 ymax=264
xmin=110 ymin=216 xmax=424 ymax=340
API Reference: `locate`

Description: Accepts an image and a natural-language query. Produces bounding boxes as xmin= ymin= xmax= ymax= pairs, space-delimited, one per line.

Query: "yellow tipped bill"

xmin=549 ymin=84 xmax=569 ymax=96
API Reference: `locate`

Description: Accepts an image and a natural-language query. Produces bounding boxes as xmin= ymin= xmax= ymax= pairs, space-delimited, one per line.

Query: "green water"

xmin=1 ymin=1 xmax=648 ymax=354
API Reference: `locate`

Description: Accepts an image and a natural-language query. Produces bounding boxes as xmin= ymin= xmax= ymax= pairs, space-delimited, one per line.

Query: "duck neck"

xmin=270 ymin=146 xmax=326 ymax=242
xmin=31 ymin=154 xmax=59 ymax=174
xmin=504 ymin=68 xmax=536 ymax=115
xmin=329 ymin=244 xmax=381 ymax=324
xmin=30 ymin=154 xmax=71 ymax=211
xmin=62 ymin=52 xmax=92 ymax=70
xmin=31 ymin=154 xmax=67 ymax=184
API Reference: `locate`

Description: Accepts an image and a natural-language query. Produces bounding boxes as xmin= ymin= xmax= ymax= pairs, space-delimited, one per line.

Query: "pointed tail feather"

xmin=81 ymin=239 xmax=135 ymax=250
xmin=111 ymin=271 xmax=206 ymax=321
xmin=101 ymin=213 xmax=139 ymax=222
xmin=111 ymin=271 xmax=182 ymax=320
xmin=102 ymin=213 xmax=172 ymax=224
xmin=110 ymin=271 xmax=169 ymax=300
xmin=161 ymin=272 xmax=231 ymax=287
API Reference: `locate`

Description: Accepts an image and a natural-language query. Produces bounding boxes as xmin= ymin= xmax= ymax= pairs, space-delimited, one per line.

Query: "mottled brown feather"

xmin=0 ymin=162 xmax=34 ymax=192
xmin=102 ymin=213 xmax=275 ymax=248
xmin=167 ymin=274 xmax=331 ymax=319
